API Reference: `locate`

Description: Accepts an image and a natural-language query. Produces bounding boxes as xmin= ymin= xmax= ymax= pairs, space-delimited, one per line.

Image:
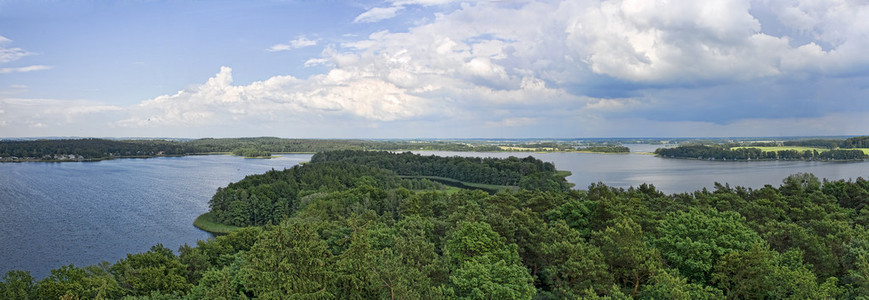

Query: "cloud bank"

xmin=4 ymin=0 xmax=869 ymax=138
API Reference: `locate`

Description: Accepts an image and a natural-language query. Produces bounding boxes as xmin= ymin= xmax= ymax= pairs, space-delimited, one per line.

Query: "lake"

xmin=2 ymin=147 xmax=868 ymax=278
xmin=0 ymin=154 xmax=312 ymax=279
xmin=413 ymin=145 xmax=869 ymax=193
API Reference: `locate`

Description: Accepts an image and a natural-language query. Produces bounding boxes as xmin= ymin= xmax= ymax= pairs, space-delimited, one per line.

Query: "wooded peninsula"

xmin=3 ymin=149 xmax=869 ymax=299
xmin=655 ymin=136 xmax=869 ymax=161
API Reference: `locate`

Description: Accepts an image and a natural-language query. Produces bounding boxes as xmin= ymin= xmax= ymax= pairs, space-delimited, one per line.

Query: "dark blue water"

xmin=2 ymin=149 xmax=868 ymax=279
xmin=0 ymin=154 xmax=311 ymax=278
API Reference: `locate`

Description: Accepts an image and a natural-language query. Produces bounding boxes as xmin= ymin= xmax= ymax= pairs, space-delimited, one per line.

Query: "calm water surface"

xmin=0 ymin=154 xmax=311 ymax=278
xmin=3 ymin=148 xmax=868 ymax=278
xmin=415 ymin=145 xmax=869 ymax=193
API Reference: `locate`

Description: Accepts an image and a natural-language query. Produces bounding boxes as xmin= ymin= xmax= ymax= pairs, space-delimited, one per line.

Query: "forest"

xmin=208 ymin=151 xmax=569 ymax=227
xmin=310 ymin=150 xmax=569 ymax=188
xmin=655 ymin=145 xmax=867 ymax=161
xmin=0 ymin=139 xmax=191 ymax=160
xmin=5 ymin=151 xmax=869 ymax=299
xmin=577 ymin=146 xmax=630 ymax=153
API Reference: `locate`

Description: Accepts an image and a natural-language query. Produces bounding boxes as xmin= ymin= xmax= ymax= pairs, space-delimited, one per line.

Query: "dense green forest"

xmin=578 ymin=146 xmax=630 ymax=153
xmin=841 ymin=136 xmax=869 ymax=149
xmin=0 ymin=139 xmax=191 ymax=160
xmin=209 ymin=151 xmax=569 ymax=227
xmin=310 ymin=150 xmax=570 ymax=188
xmin=6 ymin=151 xmax=869 ymax=299
xmin=230 ymin=148 xmax=272 ymax=158
xmin=208 ymin=160 xmax=445 ymax=227
xmin=655 ymin=145 xmax=867 ymax=161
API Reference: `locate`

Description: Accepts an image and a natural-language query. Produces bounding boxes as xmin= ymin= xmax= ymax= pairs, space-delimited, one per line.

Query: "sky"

xmin=1 ymin=0 xmax=868 ymax=138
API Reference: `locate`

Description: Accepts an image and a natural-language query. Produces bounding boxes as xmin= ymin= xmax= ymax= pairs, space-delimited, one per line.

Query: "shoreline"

xmin=655 ymin=155 xmax=865 ymax=162
xmin=0 ymin=152 xmax=322 ymax=163
xmin=193 ymin=212 xmax=241 ymax=235
xmin=0 ymin=149 xmax=626 ymax=163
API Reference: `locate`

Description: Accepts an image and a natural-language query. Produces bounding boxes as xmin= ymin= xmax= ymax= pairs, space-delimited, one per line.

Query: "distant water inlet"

xmin=0 ymin=154 xmax=312 ymax=279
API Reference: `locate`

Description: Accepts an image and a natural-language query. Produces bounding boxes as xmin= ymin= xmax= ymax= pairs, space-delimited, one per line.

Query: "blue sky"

xmin=1 ymin=0 xmax=868 ymax=138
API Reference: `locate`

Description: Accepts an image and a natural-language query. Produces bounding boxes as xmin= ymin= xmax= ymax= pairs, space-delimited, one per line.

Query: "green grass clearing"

xmin=193 ymin=212 xmax=241 ymax=234
xmin=555 ymin=170 xmax=572 ymax=177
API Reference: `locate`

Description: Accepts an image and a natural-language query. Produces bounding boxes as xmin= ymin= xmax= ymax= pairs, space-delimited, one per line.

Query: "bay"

xmin=0 ymin=154 xmax=311 ymax=278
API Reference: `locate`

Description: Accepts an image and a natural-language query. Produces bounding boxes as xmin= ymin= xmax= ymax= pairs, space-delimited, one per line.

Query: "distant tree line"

xmin=738 ymin=136 xmax=869 ymax=149
xmin=840 ymin=136 xmax=869 ymax=148
xmin=501 ymin=142 xmax=577 ymax=151
xmin=230 ymin=148 xmax=271 ymax=158
xmin=0 ymin=138 xmax=529 ymax=161
xmin=0 ymin=139 xmax=190 ymax=159
xmin=183 ymin=137 xmax=504 ymax=153
xmin=656 ymin=145 xmax=867 ymax=161
xmin=579 ymin=146 xmax=630 ymax=153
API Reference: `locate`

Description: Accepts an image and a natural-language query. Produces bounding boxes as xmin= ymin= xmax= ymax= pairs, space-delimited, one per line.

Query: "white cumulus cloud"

xmin=119 ymin=66 xmax=437 ymax=128
xmin=0 ymin=36 xmax=33 ymax=64
xmin=354 ymin=6 xmax=405 ymax=23
xmin=0 ymin=36 xmax=52 ymax=75
xmin=0 ymin=65 xmax=53 ymax=74
xmin=267 ymin=36 xmax=319 ymax=52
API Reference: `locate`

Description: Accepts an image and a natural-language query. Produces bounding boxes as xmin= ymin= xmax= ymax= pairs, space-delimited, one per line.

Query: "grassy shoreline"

xmin=193 ymin=212 xmax=241 ymax=234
